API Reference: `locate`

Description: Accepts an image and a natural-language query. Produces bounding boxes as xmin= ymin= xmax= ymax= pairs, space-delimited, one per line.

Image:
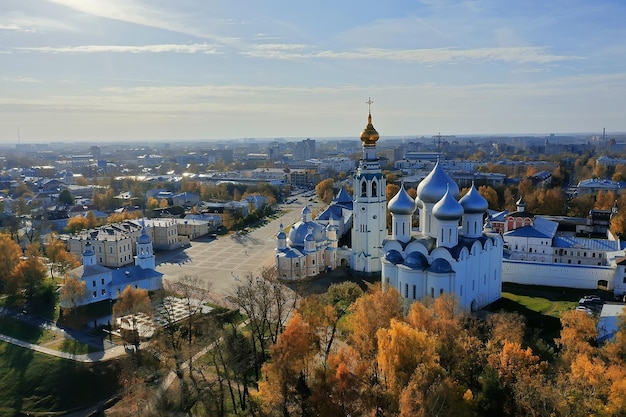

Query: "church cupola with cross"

xmin=135 ymin=220 xmax=156 ymax=270
xmin=351 ymin=99 xmax=387 ymax=274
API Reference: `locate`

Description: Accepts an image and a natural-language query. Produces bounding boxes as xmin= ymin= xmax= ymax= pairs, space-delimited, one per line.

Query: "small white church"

xmin=62 ymin=224 xmax=163 ymax=308
xmin=276 ymin=108 xmax=387 ymax=279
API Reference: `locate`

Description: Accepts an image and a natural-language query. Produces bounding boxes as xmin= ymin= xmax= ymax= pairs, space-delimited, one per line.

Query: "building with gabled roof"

xmin=502 ymin=213 xmax=626 ymax=292
xmin=63 ymin=225 xmax=162 ymax=308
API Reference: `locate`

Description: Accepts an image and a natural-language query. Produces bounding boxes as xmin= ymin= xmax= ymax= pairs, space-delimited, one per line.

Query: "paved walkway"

xmin=0 ymin=333 xmax=137 ymax=362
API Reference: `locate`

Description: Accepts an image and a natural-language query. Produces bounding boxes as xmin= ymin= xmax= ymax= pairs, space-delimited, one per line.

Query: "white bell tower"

xmin=135 ymin=220 xmax=156 ymax=270
xmin=351 ymin=99 xmax=387 ymax=274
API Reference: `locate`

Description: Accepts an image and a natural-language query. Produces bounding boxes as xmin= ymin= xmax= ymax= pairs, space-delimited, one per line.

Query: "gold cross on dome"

xmin=366 ymin=97 xmax=374 ymax=112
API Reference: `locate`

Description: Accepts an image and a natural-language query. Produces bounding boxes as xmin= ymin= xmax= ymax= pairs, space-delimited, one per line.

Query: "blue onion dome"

xmin=516 ymin=196 xmax=526 ymax=207
xmin=459 ymin=182 xmax=488 ymax=214
xmin=277 ymin=223 xmax=286 ymax=240
xmin=288 ymin=220 xmax=325 ymax=247
xmin=428 ymin=258 xmax=453 ymax=273
xmin=385 ymin=249 xmax=403 ymax=264
xmin=388 ymin=185 xmax=417 ymax=215
xmin=416 ymin=161 xmax=459 ymax=203
xmin=404 ymin=251 xmax=429 ymax=269
xmin=433 ymin=185 xmax=464 ymax=220
xmin=415 ymin=196 xmax=423 ymax=209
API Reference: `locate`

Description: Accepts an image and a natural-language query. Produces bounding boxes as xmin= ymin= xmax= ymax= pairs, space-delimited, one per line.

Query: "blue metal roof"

xmin=110 ymin=266 xmax=162 ymax=286
xmin=427 ymin=258 xmax=453 ymax=273
xmin=553 ymin=236 xmax=626 ymax=250
xmin=317 ymin=205 xmax=345 ymax=221
xmin=504 ymin=225 xmax=552 ymax=239
xmin=333 ymin=187 xmax=353 ymax=204
xmin=405 ymin=251 xmax=429 ymax=270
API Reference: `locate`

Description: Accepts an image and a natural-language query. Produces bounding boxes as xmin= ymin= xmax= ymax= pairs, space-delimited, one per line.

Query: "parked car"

xmin=575 ymin=305 xmax=593 ymax=315
xmin=578 ymin=295 xmax=603 ymax=306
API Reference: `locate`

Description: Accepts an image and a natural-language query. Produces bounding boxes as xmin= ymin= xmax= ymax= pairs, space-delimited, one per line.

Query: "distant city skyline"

xmin=1 ymin=0 xmax=625 ymax=143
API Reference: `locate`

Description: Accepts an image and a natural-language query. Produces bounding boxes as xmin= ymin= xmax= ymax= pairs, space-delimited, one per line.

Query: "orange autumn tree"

xmin=555 ymin=309 xmax=598 ymax=364
xmin=315 ymin=178 xmax=335 ymax=204
xmin=319 ymin=345 xmax=372 ymax=416
xmin=0 ymin=233 xmax=22 ymax=295
xmin=257 ymin=312 xmax=317 ymax=416
xmin=347 ymin=284 xmax=403 ymax=361
xmin=112 ymin=285 xmax=152 ymax=349
xmin=14 ymin=243 xmax=48 ymax=300
xmin=60 ymin=276 xmax=87 ymax=316
xmin=376 ymin=318 xmax=439 ymax=397
xmin=399 ymin=364 xmax=475 ymax=417
xmin=298 ymin=281 xmax=363 ymax=366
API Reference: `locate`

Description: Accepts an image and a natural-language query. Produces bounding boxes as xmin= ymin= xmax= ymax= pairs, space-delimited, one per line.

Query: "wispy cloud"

xmin=46 ymin=0 xmax=243 ymax=47
xmin=1 ymin=76 xmax=42 ymax=83
xmin=4 ymin=71 xmax=623 ymax=115
xmin=0 ymin=16 xmax=75 ymax=32
xmin=12 ymin=43 xmax=221 ymax=55
xmin=12 ymin=42 xmax=577 ymax=67
xmin=242 ymin=45 xmax=582 ymax=65
xmin=0 ymin=23 xmax=23 ymax=31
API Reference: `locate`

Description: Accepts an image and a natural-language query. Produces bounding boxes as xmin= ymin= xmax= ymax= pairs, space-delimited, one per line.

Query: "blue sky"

xmin=1 ymin=0 xmax=625 ymax=143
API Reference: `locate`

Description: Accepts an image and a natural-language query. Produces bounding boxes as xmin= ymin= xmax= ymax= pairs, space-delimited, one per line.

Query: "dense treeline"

xmin=110 ymin=277 xmax=626 ymax=416
xmin=255 ymin=284 xmax=626 ymax=417
xmin=0 ymin=233 xmax=65 ymax=308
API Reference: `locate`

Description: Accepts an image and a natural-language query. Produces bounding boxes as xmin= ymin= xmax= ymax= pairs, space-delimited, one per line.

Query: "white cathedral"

xmin=276 ymin=108 xmax=503 ymax=310
xmin=382 ymin=165 xmax=503 ymax=311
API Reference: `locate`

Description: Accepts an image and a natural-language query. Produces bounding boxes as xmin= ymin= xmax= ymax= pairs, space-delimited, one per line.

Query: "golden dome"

xmin=360 ymin=112 xmax=379 ymax=146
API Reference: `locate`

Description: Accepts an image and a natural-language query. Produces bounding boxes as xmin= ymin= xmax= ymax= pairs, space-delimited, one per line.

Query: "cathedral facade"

xmin=381 ymin=163 xmax=503 ymax=311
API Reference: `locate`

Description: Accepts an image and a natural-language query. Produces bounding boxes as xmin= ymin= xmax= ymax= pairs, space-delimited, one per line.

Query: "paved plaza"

xmin=155 ymin=198 xmax=320 ymax=302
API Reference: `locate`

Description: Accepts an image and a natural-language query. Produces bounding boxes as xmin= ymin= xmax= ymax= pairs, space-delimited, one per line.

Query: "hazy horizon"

xmin=3 ymin=131 xmax=623 ymax=148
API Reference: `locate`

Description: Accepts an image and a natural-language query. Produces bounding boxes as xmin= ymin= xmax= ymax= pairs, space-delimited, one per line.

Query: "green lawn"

xmin=500 ymin=292 xmax=578 ymax=318
xmin=0 ymin=316 xmax=96 ymax=354
xmin=0 ymin=340 xmax=121 ymax=416
xmin=502 ymin=292 xmax=553 ymax=314
xmin=0 ymin=316 xmax=46 ymax=344
xmin=490 ymin=283 xmax=596 ymax=348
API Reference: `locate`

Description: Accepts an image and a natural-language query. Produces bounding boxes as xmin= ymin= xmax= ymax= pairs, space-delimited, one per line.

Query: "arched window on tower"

xmin=361 ymin=181 xmax=367 ymax=197
xmin=372 ymin=181 xmax=377 ymax=197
